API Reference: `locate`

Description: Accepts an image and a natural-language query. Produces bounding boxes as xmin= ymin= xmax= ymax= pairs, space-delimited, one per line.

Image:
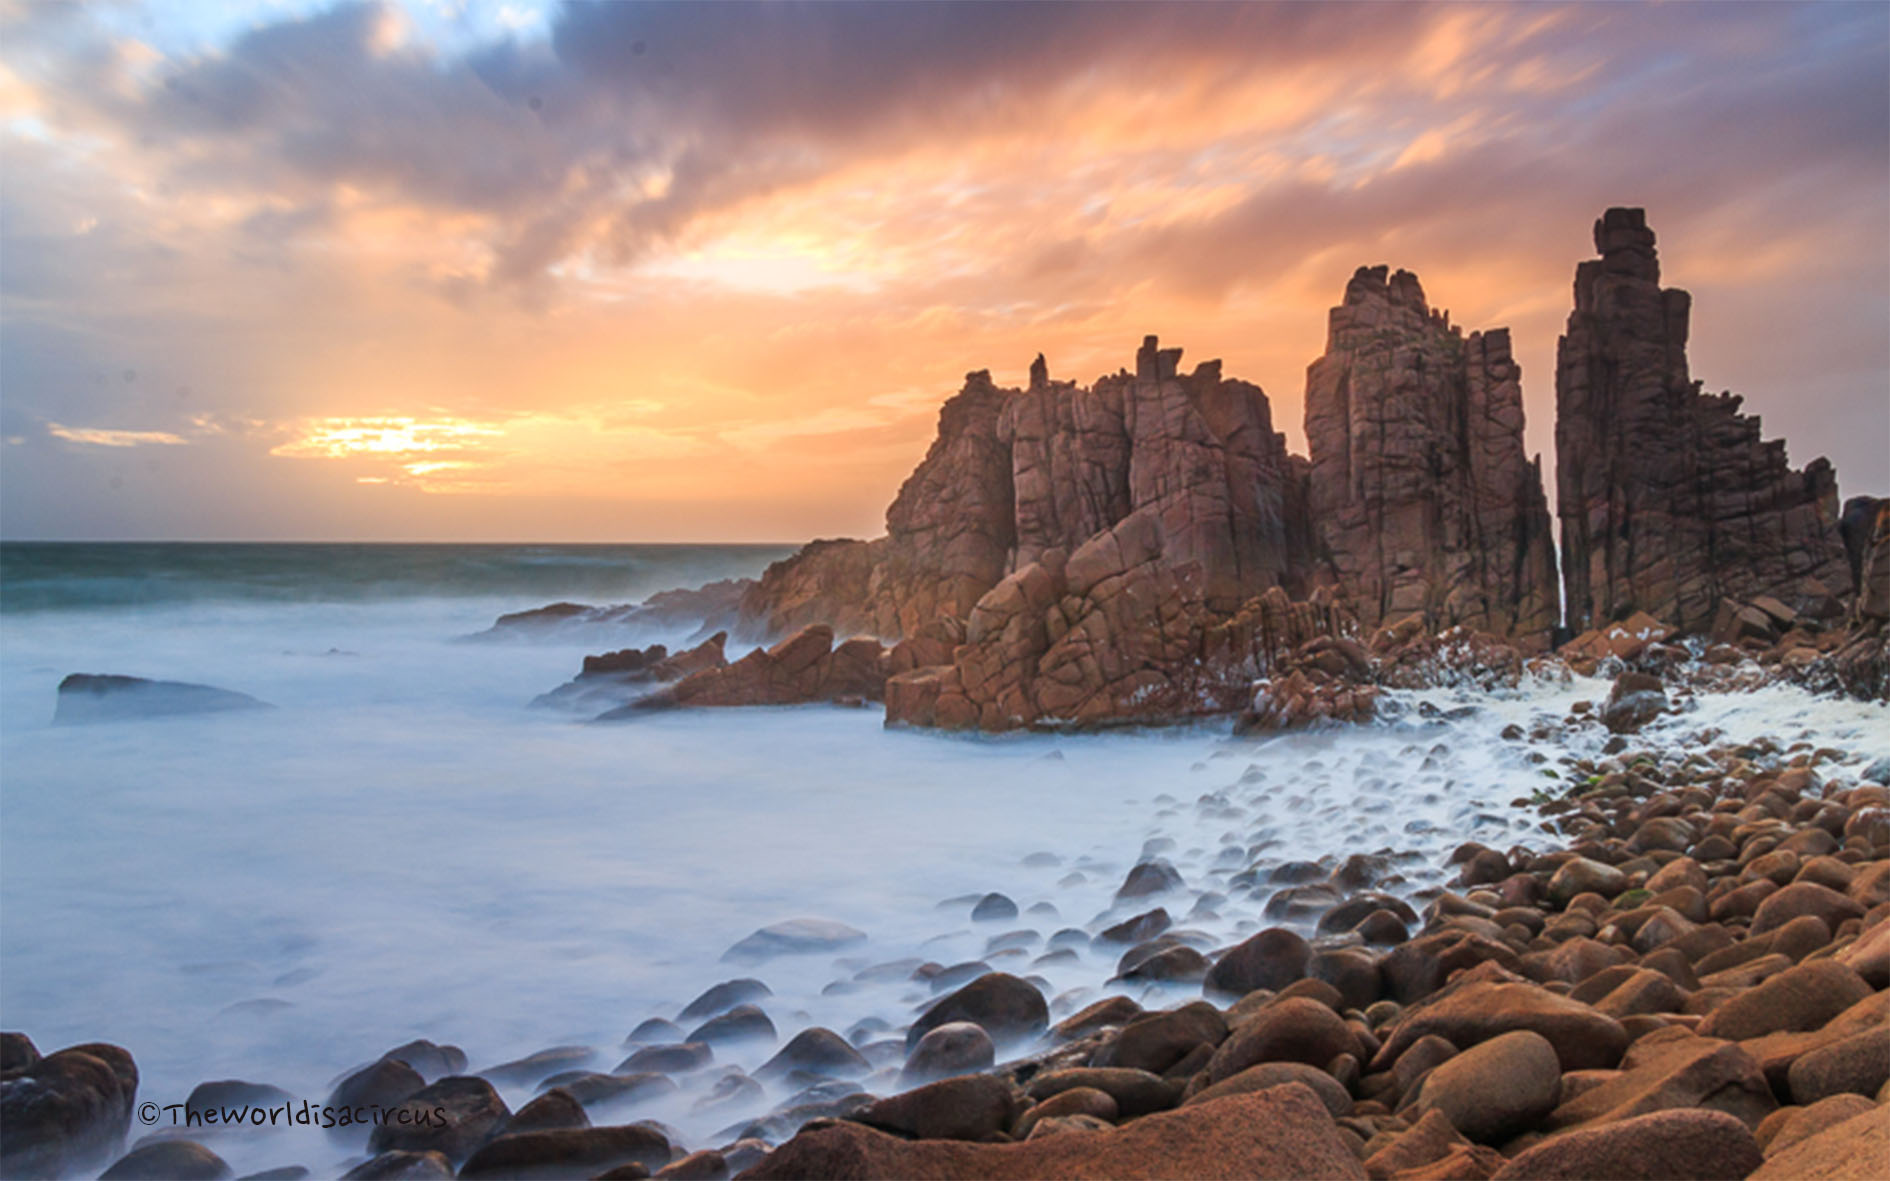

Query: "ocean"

xmin=1 ymin=543 xmax=1884 ymax=1176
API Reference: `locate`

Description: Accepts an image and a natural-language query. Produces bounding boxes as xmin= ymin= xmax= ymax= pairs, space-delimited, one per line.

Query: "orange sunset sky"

xmin=2 ymin=1 xmax=1886 ymax=542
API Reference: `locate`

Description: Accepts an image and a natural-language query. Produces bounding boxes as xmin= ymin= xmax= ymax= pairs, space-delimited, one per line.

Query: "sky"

xmin=1 ymin=1 xmax=1885 ymax=543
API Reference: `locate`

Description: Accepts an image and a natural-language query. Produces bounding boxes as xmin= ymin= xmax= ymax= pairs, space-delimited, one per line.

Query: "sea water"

xmin=2 ymin=543 xmax=1885 ymax=1175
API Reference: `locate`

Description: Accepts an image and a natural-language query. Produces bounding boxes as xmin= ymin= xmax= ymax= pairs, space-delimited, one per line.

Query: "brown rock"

xmin=1021 ymin=1068 xmax=1179 ymax=1119
xmin=1185 ymin=1060 xmax=1353 ymax=1117
xmin=1304 ymin=266 xmax=1556 ymax=645
xmin=853 ymin=1074 xmax=1019 ymax=1142
xmin=1362 ymin=1108 xmax=1473 ymax=1180
xmin=1555 ymin=208 xmax=1852 ymax=635
xmin=458 ymin=1125 xmax=673 ymax=1180
xmin=1091 ymin=1001 xmax=1226 ymax=1075
xmin=1371 ymin=971 xmax=1629 ymax=1073
xmin=367 ymin=1076 xmax=509 ymax=1163
xmin=1493 ymin=1108 xmax=1761 ymax=1180
xmin=1764 ymin=1095 xmax=1877 ymax=1159
xmin=907 ymin=972 xmax=1048 ymax=1050
xmin=1408 ymin=1030 xmax=1562 ymax=1144
xmin=742 ymin=1084 xmax=1369 ymax=1179
xmin=1695 ymin=960 xmax=1873 ymax=1041
xmin=1203 ymin=927 xmax=1312 ymax=997
xmin=0 ymin=1042 xmax=139 ymax=1179
xmin=1749 ymin=881 xmax=1866 ymax=936
xmin=1012 ymin=1087 xmax=1118 ymax=1139
xmin=1543 ymin=1027 xmax=1774 ymax=1132
xmin=98 ymin=1140 xmax=231 ymax=1180
xmin=1786 ymin=1025 xmax=1890 ymax=1104
xmin=1206 ymin=997 xmax=1356 ymax=1082
xmin=1749 ymin=1102 xmax=1890 ymax=1179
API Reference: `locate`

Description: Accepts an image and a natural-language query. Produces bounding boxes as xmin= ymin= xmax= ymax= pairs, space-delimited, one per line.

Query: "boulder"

xmin=722 ymin=919 xmax=866 ymax=962
xmin=1407 ymin=1029 xmax=1561 ymax=1144
xmin=853 ymin=1074 xmax=1019 ymax=1142
xmin=0 ymin=1042 xmax=139 ymax=1179
xmin=98 ymin=1140 xmax=232 ymax=1180
xmin=367 ymin=1076 xmax=509 ymax=1163
xmin=1371 ymin=973 xmax=1629 ymax=1073
xmin=1492 ymin=1108 xmax=1762 ymax=1180
xmin=1749 ymin=1103 xmax=1890 ymax=1179
xmin=1205 ymin=997 xmax=1354 ymax=1083
xmin=457 ymin=1126 xmax=674 ymax=1179
xmin=743 ymin=1083 xmax=1368 ymax=1178
xmin=907 ymin=972 xmax=1048 ymax=1049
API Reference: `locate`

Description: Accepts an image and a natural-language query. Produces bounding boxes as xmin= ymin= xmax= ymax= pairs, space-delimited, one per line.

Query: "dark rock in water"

xmin=970 ymin=892 xmax=1018 ymax=921
xmin=367 ymin=1076 xmax=508 ymax=1163
xmin=99 ymin=1140 xmax=232 ymax=1180
xmin=686 ymin=1004 xmax=776 ymax=1047
xmin=1203 ymin=927 xmax=1311 ymax=997
xmin=480 ymin=1047 xmax=595 ymax=1088
xmin=502 ymin=1088 xmax=590 ymax=1136
xmin=537 ymin=633 xmax=731 ymax=714
xmin=1115 ymin=859 xmax=1185 ymax=901
xmin=616 ymin=1042 xmax=712 ymax=1075
xmin=0 ymin=1040 xmax=139 ymax=1179
xmin=326 ymin=1059 xmax=425 ymax=1142
xmin=339 ymin=1151 xmax=454 ymax=1180
xmin=1116 ymin=943 xmax=1209 ymax=984
xmin=853 ymin=1074 xmax=1018 ymax=1143
xmin=678 ymin=978 xmax=772 ymax=1022
xmin=475 ymin=580 xmax=755 ymax=641
xmin=907 ymin=971 xmax=1048 ymax=1050
xmin=924 ymin=961 xmax=992 ymax=993
xmin=457 ymin=1125 xmax=673 ymax=1180
xmin=624 ymin=1018 xmax=684 ymax=1046
xmin=379 ymin=1040 xmax=466 ymax=1083
xmin=722 ymin=919 xmax=866 ymax=961
xmin=756 ymin=1028 xmax=869 ymax=1080
xmin=901 ymin=1022 xmax=995 ymax=1084
xmin=185 ymin=1079 xmax=296 ymax=1113
xmin=537 ymin=1073 xmax=676 ymax=1115
xmin=54 ymin=674 xmax=271 ymax=724
xmin=1602 ymin=672 xmax=1668 ymax=735
xmin=1 ymin=1031 xmax=40 ymax=1071
xmin=1096 ymin=907 xmax=1171 ymax=945
xmin=237 ymin=1168 xmax=311 ymax=1180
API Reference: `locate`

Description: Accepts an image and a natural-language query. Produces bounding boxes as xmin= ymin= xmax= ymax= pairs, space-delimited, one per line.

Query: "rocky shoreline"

xmin=6 ymin=672 xmax=1886 ymax=1180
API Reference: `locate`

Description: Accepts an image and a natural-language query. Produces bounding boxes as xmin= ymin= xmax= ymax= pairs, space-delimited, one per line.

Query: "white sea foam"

xmin=2 ymin=590 xmax=1885 ymax=1175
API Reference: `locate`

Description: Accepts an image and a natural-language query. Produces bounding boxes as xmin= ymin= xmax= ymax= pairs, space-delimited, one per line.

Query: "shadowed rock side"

xmin=1555 ymin=208 xmax=1852 ymax=635
xmin=1305 ymin=266 xmax=1558 ymax=649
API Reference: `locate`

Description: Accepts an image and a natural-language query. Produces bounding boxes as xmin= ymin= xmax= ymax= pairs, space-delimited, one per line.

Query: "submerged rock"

xmin=53 ymin=674 xmax=271 ymax=724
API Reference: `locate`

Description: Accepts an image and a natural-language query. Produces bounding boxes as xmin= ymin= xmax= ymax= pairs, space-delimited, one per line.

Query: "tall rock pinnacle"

xmin=1555 ymin=208 xmax=1851 ymax=632
xmin=1305 ymin=265 xmax=1558 ymax=647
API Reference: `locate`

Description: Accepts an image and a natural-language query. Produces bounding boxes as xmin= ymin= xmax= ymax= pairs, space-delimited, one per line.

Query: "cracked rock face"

xmin=743 ymin=337 xmax=1309 ymax=662
xmin=1554 ymin=207 xmax=1852 ymax=634
xmin=1304 ymin=265 xmax=1558 ymax=649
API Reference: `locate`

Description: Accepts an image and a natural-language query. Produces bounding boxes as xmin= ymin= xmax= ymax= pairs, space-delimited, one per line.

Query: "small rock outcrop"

xmin=1305 ymin=266 xmax=1557 ymax=648
xmin=602 ymin=625 xmax=886 ymax=714
xmin=1555 ymin=208 xmax=1852 ymax=634
xmin=53 ymin=675 xmax=271 ymax=725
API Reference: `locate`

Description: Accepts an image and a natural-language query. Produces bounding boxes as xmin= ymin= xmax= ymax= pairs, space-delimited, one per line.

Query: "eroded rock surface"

xmin=1555 ymin=208 xmax=1851 ymax=634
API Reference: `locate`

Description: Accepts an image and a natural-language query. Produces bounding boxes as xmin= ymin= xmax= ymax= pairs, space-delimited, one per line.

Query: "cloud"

xmin=1 ymin=1 xmax=1884 ymax=540
xmin=46 ymin=424 xmax=187 ymax=447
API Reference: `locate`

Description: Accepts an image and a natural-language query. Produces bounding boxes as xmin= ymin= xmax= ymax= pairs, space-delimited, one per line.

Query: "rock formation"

xmin=1305 ymin=266 xmax=1558 ymax=649
xmin=740 ymin=337 xmax=1309 ymax=653
xmin=1555 ymin=208 xmax=1852 ymax=634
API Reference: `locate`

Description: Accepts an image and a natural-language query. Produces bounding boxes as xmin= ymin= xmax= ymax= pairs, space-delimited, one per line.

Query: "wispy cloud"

xmin=47 ymin=424 xmax=188 ymax=448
